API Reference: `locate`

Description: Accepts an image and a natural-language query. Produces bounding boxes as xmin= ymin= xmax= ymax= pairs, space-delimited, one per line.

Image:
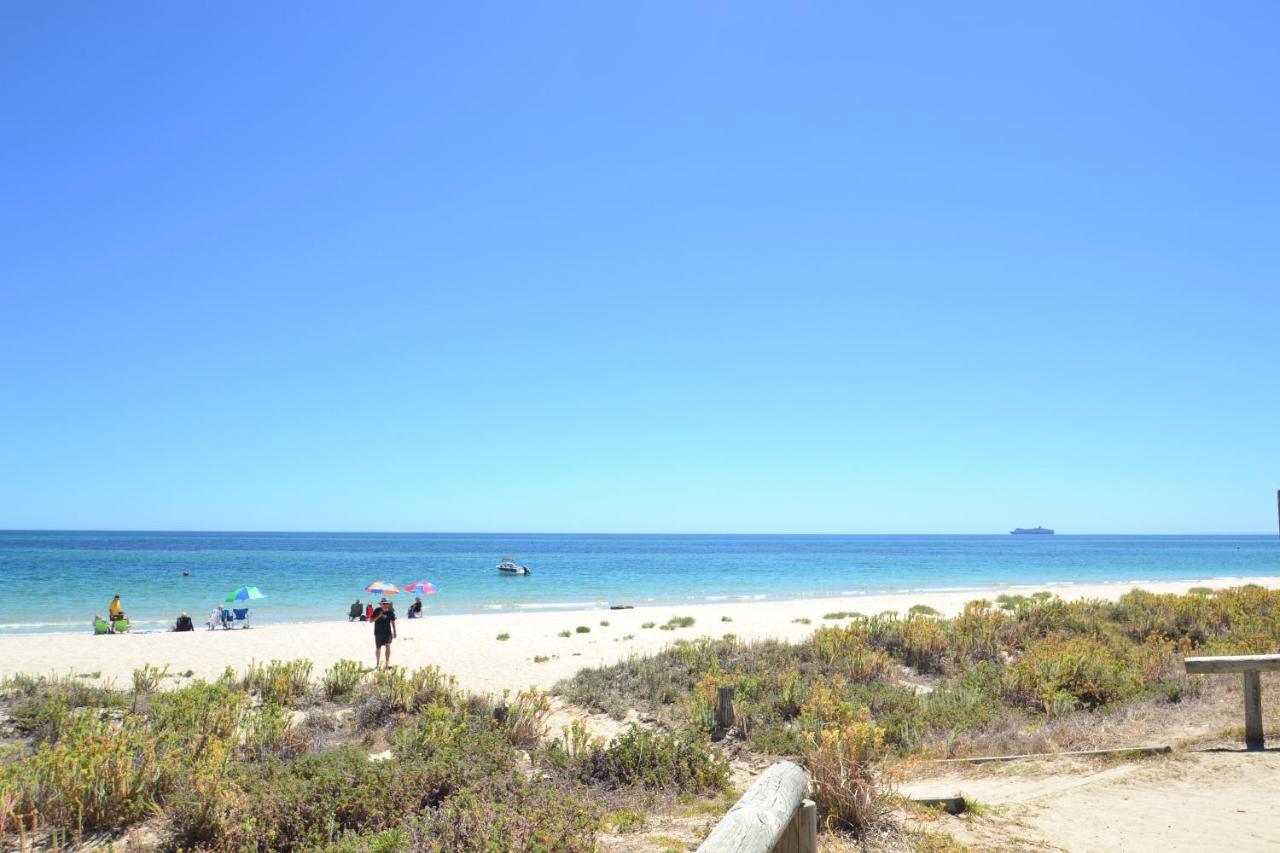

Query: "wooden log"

xmin=931 ymin=745 xmax=1170 ymax=764
xmin=1244 ymin=670 xmax=1264 ymax=750
xmin=716 ymin=686 xmax=735 ymax=731
xmin=696 ymin=761 xmax=809 ymax=853
xmin=772 ymin=799 xmax=817 ymax=853
xmin=1183 ymin=654 xmax=1280 ymax=674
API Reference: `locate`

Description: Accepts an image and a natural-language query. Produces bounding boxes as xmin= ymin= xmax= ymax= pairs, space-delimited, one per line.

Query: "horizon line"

xmin=1 ymin=528 xmax=1276 ymax=537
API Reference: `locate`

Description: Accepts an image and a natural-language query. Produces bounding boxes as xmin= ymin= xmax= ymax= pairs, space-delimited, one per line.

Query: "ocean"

xmin=0 ymin=531 xmax=1276 ymax=635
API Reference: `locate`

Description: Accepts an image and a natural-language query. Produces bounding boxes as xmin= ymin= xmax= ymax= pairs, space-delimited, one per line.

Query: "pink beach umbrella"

xmin=403 ymin=581 xmax=438 ymax=595
xmin=364 ymin=580 xmax=400 ymax=595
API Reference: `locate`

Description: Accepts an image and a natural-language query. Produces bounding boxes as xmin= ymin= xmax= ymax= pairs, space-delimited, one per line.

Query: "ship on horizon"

xmin=1010 ymin=526 xmax=1054 ymax=535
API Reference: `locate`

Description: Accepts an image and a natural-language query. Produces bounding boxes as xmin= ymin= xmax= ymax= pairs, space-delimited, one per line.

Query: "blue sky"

xmin=2 ymin=3 xmax=1277 ymax=533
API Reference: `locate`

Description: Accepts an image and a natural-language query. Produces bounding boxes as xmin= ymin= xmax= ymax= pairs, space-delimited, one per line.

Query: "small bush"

xmin=908 ymin=604 xmax=941 ymax=617
xmin=641 ymin=622 xmax=656 ymax=629
xmin=1005 ymin=637 xmax=1140 ymax=713
xmin=792 ymin=617 xmax=811 ymax=625
xmin=721 ymin=616 xmax=733 ymax=622
xmin=599 ymin=620 xmax=610 ymax=627
xmin=322 ymin=659 xmax=366 ymax=699
xmin=664 ymin=616 xmax=695 ymax=629
xmin=243 ymin=659 xmax=314 ymax=706
xmin=533 ymin=655 xmax=550 ymax=663
xmin=575 ymin=626 xmax=591 ymax=634
xmin=566 ymin=727 xmax=729 ymax=793
xmin=496 ymin=633 xmax=510 ymax=641
xmin=804 ymin=711 xmax=886 ymax=833
xmin=559 ymin=630 xmax=572 ymax=638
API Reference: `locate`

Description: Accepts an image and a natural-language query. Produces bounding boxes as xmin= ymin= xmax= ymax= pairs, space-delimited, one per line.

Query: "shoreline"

xmin=3 ymin=573 xmax=1277 ymax=637
xmin=1 ymin=576 xmax=1277 ymax=697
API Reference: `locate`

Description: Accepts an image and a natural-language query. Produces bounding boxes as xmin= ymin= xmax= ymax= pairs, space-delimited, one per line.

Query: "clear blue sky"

xmin=2 ymin=3 xmax=1277 ymax=533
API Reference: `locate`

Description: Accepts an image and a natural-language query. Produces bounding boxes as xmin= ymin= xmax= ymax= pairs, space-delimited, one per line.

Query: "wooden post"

xmin=772 ymin=799 xmax=817 ymax=853
xmin=716 ymin=686 xmax=735 ymax=731
xmin=696 ymin=761 xmax=810 ymax=853
xmin=1184 ymin=654 xmax=1280 ymax=750
xmin=1244 ymin=670 xmax=1264 ymax=751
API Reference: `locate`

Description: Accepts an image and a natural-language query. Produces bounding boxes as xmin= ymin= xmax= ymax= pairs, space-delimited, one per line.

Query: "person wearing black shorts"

xmin=372 ymin=598 xmax=397 ymax=669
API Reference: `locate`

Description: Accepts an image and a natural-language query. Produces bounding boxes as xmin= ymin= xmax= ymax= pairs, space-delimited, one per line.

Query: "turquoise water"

xmin=0 ymin=531 xmax=1276 ymax=634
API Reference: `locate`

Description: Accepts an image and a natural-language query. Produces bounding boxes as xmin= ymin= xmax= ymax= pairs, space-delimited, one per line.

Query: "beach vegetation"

xmin=533 ymin=655 xmax=551 ymax=663
xmin=599 ymin=620 xmax=610 ymax=627
xmin=909 ymin=604 xmax=941 ymax=617
xmin=322 ymin=658 xmax=366 ymax=699
xmin=559 ymin=629 xmax=572 ymax=637
xmin=555 ymin=585 xmax=1280 ymax=841
xmin=242 ymin=658 xmax=314 ymax=706
xmin=575 ymin=625 xmax=591 ymax=633
xmin=792 ymin=617 xmax=811 ymax=624
xmin=721 ymin=615 xmax=733 ymax=622
xmin=823 ymin=611 xmax=861 ymax=620
xmin=0 ymin=660 xmax=723 ymax=850
xmin=496 ymin=632 xmax=510 ymax=641
xmin=641 ymin=621 xmax=656 ymax=629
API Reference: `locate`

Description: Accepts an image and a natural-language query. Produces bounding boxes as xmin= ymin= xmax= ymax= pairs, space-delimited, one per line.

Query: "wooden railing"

xmin=696 ymin=761 xmax=816 ymax=853
xmin=1184 ymin=653 xmax=1280 ymax=750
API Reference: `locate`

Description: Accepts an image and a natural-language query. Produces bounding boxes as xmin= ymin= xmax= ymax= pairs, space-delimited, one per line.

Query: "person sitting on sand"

xmin=372 ymin=597 xmax=397 ymax=669
xmin=349 ymin=599 xmax=364 ymax=621
xmin=407 ymin=597 xmax=423 ymax=618
xmin=175 ymin=612 xmax=194 ymax=632
xmin=208 ymin=604 xmax=224 ymax=630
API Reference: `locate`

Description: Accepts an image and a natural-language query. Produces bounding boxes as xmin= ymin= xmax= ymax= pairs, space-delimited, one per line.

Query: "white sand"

xmin=1 ymin=577 xmax=1276 ymax=696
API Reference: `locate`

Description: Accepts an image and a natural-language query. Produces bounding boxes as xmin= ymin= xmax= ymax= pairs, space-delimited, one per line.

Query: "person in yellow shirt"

xmin=109 ymin=595 xmax=122 ymax=620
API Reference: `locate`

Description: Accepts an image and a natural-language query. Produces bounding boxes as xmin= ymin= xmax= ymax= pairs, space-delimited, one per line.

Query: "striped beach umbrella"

xmin=225 ymin=585 xmax=266 ymax=603
xmin=365 ymin=580 xmax=400 ymax=595
xmin=403 ymin=581 xmax=437 ymax=595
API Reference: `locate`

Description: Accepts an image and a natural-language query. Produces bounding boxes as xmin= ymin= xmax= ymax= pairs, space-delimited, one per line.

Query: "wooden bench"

xmin=1184 ymin=654 xmax=1280 ymax=750
xmin=697 ymin=761 xmax=816 ymax=853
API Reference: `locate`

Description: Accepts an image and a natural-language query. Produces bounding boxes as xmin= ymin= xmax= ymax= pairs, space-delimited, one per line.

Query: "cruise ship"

xmin=1010 ymin=526 xmax=1054 ymax=535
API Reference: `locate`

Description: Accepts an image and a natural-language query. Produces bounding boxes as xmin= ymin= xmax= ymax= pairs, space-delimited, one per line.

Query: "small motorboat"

xmin=497 ymin=556 xmax=531 ymax=575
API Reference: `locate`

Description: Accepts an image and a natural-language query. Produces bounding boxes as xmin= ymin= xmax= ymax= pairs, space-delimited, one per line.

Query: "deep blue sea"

xmin=0 ymin=531 xmax=1276 ymax=635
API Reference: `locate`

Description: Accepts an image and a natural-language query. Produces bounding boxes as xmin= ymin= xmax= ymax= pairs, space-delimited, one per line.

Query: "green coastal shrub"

xmin=322 ymin=659 xmax=366 ymax=699
xmin=563 ymin=726 xmax=728 ymax=793
xmin=1005 ymin=637 xmax=1140 ymax=713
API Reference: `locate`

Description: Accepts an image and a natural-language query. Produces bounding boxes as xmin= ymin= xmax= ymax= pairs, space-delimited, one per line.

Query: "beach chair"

xmin=93 ymin=618 xmax=111 ymax=635
xmin=112 ymin=618 xmax=131 ymax=634
xmin=230 ymin=607 xmax=251 ymax=628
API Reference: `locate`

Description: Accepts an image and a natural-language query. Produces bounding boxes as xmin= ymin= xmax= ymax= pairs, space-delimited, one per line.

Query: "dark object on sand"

xmin=609 ymin=605 xmax=634 ymax=610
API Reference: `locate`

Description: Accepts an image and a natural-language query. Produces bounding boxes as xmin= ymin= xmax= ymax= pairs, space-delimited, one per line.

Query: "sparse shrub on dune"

xmin=242 ymin=659 xmax=314 ymax=706
xmin=322 ymin=659 xmax=366 ymax=699
xmin=1004 ymin=636 xmax=1141 ymax=713
xmin=560 ymin=726 xmax=729 ymax=793
xmin=802 ymin=710 xmax=887 ymax=834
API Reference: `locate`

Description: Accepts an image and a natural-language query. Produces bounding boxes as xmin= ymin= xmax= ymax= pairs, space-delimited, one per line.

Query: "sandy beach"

xmin=3 ymin=577 xmax=1276 ymax=696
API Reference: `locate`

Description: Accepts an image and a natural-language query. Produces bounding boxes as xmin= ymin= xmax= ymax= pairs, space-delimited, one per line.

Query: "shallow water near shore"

xmin=0 ymin=531 xmax=1276 ymax=634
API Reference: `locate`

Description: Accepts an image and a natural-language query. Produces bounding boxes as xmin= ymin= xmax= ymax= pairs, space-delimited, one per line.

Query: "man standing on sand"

xmin=372 ymin=597 xmax=397 ymax=669
xmin=108 ymin=594 xmax=123 ymax=633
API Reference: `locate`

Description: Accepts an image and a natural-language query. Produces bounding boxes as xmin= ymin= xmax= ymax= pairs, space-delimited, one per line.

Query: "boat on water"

xmin=1010 ymin=527 xmax=1054 ymax=535
xmin=497 ymin=556 xmax=531 ymax=575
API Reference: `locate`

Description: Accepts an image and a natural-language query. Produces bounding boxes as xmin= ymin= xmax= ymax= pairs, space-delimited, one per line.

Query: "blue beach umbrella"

xmin=225 ymin=585 xmax=267 ymax=603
